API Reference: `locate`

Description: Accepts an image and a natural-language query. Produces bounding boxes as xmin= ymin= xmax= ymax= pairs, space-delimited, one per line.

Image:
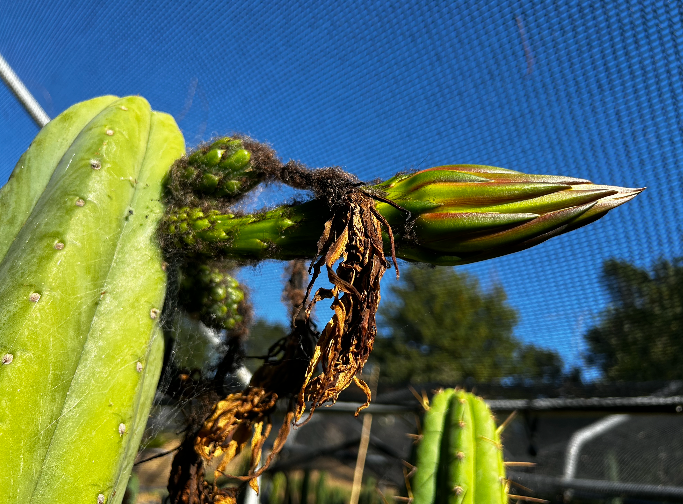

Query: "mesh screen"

xmin=2 ymin=1 xmax=681 ymax=501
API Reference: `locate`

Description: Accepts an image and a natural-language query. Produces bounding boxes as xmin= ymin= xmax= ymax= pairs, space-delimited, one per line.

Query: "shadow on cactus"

xmin=0 ymin=96 xmax=642 ymax=504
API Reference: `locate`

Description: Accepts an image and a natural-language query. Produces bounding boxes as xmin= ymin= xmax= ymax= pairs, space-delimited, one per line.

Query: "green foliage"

xmin=584 ymin=258 xmax=683 ymax=380
xmin=372 ymin=265 xmax=563 ymax=385
xmin=358 ymin=477 xmax=382 ymax=504
xmin=514 ymin=344 xmax=565 ymax=384
xmin=266 ymin=471 xmax=364 ymax=504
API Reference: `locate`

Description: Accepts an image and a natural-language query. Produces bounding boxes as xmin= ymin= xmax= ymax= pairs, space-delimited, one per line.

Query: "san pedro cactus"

xmin=411 ymin=389 xmax=507 ymax=504
xmin=1 ymin=94 xmax=641 ymax=504
xmin=0 ymin=96 xmax=184 ymax=503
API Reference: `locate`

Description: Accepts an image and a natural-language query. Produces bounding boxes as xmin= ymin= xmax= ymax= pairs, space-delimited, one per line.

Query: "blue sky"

xmin=1 ymin=1 xmax=680 ymax=378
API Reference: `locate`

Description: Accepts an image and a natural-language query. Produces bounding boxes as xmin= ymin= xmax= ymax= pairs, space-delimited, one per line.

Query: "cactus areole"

xmin=0 ymin=96 xmax=641 ymax=504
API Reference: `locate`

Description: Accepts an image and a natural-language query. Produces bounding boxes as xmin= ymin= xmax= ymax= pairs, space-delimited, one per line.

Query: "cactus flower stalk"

xmin=161 ymin=164 xmax=642 ymax=266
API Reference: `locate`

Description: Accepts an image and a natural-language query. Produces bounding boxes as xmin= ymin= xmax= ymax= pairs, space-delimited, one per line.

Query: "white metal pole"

xmin=562 ymin=414 xmax=629 ymax=502
xmin=0 ymin=52 xmax=50 ymax=127
xmin=563 ymin=414 xmax=630 ymax=481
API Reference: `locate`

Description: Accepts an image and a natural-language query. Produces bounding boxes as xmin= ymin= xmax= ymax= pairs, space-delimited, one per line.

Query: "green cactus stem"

xmin=411 ymin=389 xmax=507 ymax=504
xmin=160 ymin=165 xmax=642 ymax=266
xmin=161 ymin=200 xmax=329 ymax=259
xmin=0 ymin=96 xmax=185 ymax=504
xmin=0 ymin=95 xmax=119 ymax=261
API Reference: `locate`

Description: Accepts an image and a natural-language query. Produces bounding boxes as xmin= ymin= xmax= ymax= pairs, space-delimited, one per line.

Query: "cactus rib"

xmin=0 ymin=95 xmax=118 ymax=261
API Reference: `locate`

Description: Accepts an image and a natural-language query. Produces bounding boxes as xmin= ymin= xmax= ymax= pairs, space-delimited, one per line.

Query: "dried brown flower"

xmin=296 ymin=190 xmax=398 ymax=420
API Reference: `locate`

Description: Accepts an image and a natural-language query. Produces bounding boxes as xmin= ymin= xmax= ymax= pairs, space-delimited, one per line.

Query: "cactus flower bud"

xmin=165 ymin=136 xmax=265 ymax=206
xmin=177 ymin=261 xmax=248 ymax=331
xmin=373 ymin=165 xmax=643 ymax=265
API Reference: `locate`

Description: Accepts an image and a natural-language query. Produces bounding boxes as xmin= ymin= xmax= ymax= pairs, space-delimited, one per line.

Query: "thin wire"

xmin=0 ymin=52 xmax=50 ymax=127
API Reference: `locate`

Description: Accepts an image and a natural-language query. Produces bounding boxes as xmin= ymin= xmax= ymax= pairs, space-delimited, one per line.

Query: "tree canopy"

xmin=370 ymin=265 xmax=564 ymax=385
xmin=584 ymin=258 xmax=683 ymax=381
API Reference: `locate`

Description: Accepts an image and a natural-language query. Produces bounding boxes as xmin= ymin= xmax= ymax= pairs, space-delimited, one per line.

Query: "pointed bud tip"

xmin=597 ymin=186 xmax=645 ymax=209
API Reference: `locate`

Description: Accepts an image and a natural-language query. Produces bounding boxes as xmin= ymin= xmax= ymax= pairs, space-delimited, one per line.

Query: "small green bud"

xmin=188 ymin=150 xmax=204 ymax=164
xmin=204 ymin=149 xmax=224 ymax=166
xmin=176 ymin=261 xmax=247 ymax=332
xmin=211 ymin=286 xmax=227 ymax=301
xmin=222 ymin=180 xmax=241 ymax=194
xmin=219 ymin=149 xmax=251 ymax=172
xmin=227 ymin=288 xmax=245 ymax=303
xmin=191 ymin=219 xmax=211 ymax=231
xmin=200 ymin=173 xmax=219 ymax=192
xmin=209 ymin=138 xmax=241 ymax=151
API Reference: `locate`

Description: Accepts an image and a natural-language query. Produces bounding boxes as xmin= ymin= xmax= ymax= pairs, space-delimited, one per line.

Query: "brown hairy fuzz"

xmin=282 ymin=259 xmax=309 ymax=322
xmin=167 ymin=435 xmax=213 ymax=504
xmin=297 ymin=189 xmax=398 ymax=420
